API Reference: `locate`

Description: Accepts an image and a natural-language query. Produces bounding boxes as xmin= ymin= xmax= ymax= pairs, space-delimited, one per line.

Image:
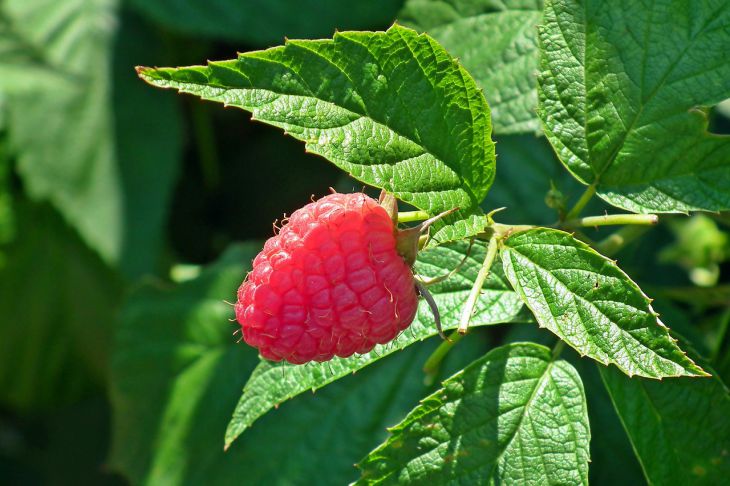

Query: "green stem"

xmin=552 ymin=340 xmax=566 ymax=360
xmin=595 ymin=225 xmax=650 ymax=256
xmin=563 ymin=213 xmax=658 ymax=228
xmin=458 ymin=236 xmax=499 ymax=334
xmin=397 ymin=210 xmax=431 ymax=223
xmin=564 ymin=183 xmax=597 ymax=221
xmin=423 ymin=331 xmax=465 ymax=383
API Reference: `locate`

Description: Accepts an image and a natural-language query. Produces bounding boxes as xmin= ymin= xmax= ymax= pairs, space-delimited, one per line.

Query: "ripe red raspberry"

xmin=235 ymin=192 xmax=419 ymax=364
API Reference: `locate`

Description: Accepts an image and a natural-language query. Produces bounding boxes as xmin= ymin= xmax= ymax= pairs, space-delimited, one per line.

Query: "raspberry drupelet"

xmin=235 ymin=192 xmax=419 ymax=364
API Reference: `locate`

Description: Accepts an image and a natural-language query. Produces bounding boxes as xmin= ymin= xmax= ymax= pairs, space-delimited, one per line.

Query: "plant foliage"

xmin=2 ymin=0 xmax=729 ymax=484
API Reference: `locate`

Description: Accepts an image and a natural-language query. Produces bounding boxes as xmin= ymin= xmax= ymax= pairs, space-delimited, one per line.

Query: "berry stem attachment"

xmin=397 ymin=210 xmax=431 ymax=223
xmin=458 ymin=235 xmax=499 ymax=335
xmin=415 ymin=208 xmax=460 ymax=232
xmin=397 ymin=207 xmax=459 ymax=265
xmin=415 ymin=280 xmax=446 ymax=340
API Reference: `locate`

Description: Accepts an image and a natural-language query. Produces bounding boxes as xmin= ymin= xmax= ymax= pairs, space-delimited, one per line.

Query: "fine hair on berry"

xmin=235 ymin=192 xmax=418 ymax=364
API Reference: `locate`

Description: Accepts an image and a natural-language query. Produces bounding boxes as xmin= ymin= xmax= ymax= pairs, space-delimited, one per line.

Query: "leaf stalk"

xmin=458 ymin=235 xmax=499 ymax=334
xmin=564 ymin=213 xmax=658 ymax=228
xmin=564 ymin=183 xmax=597 ymax=220
xmin=595 ymin=225 xmax=650 ymax=256
xmin=551 ymin=340 xmax=565 ymax=360
xmin=422 ymin=331 xmax=465 ymax=384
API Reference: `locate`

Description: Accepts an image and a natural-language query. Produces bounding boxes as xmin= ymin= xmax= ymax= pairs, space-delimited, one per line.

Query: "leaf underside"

xmin=1 ymin=0 xmax=182 ymax=277
xmin=539 ymin=0 xmax=730 ymax=213
xmin=138 ymin=24 xmax=496 ymax=245
xmin=501 ymin=228 xmax=707 ymax=379
xmin=357 ymin=342 xmax=590 ymax=485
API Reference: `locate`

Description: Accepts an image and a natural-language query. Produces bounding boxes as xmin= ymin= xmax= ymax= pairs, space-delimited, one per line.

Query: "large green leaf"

xmin=110 ymin=244 xmax=261 ymax=483
xmin=538 ymin=0 xmax=730 ymax=213
xmin=220 ymin=346 xmax=437 ymax=486
xmin=0 ymin=201 xmax=121 ymax=411
xmin=138 ymin=24 xmax=496 ymax=245
xmin=2 ymin=0 xmax=119 ymax=263
xmin=501 ymin=228 xmax=706 ymax=378
xmin=357 ymin=342 xmax=590 ymax=485
xmin=504 ymin=317 xmax=645 ymax=485
xmin=0 ymin=9 xmax=66 ymax=92
xmin=225 ymin=240 xmax=528 ymax=447
xmin=600 ymin=359 xmax=730 ymax=485
xmin=401 ymin=0 xmax=543 ymax=134
xmin=129 ymin=0 xmax=402 ymax=45
xmin=110 ymin=244 xmax=437 ymax=485
xmin=1 ymin=2 xmax=181 ymax=277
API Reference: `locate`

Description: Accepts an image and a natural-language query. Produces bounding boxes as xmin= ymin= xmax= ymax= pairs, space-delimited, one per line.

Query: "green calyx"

xmin=378 ymin=191 xmax=458 ymax=266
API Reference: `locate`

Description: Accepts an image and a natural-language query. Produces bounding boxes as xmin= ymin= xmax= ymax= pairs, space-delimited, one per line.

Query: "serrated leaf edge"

xmin=501 ymin=228 xmax=708 ymax=379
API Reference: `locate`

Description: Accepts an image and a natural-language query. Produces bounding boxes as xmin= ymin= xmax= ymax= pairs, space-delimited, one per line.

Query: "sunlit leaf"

xmin=357 ymin=342 xmax=590 ymax=485
xmin=539 ymin=0 xmax=730 ymax=213
xmin=502 ymin=228 xmax=706 ymax=378
xmin=138 ymin=25 xmax=496 ymax=245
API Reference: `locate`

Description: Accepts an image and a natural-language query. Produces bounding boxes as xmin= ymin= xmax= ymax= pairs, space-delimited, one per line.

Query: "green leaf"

xmin=138 ymin=24 xmax=496 ymax=245
xmin=0 ymin=10 xmax=67 ymax=92
xmin=225 ymin=240 xmax=528 ymax=448
xmin=501 ymin=227 xmax=706 ymax=378
xmin=110 ymin=244 xmax=261 ymax=484
xmin=110 ymin=243 xmax=435 ymax=485
xmin=1 ymin=2 xmax=182 ymax=277
xmin=600 ymin=358 xmax=730 ymax=485
xmin=224 ymin=346 xmax=436 ymax=486
xmin=0 ymin=201 xmax=121 ymax=411
xmin=401 ymin=0 xmax=543 ymax=134
xmin=128 ymin=0 xmax=402 ymax=46
xmin=2 ymin=0 xmax=119 ymax=264
xmin=356 ymin=342 xmax=590 ymax=485
xmin=538 ymin=0 xmax=730 ymax=213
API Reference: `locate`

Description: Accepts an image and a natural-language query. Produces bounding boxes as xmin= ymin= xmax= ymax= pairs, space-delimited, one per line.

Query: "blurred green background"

xmin=1 ymin=0 xmax=729 ymax=484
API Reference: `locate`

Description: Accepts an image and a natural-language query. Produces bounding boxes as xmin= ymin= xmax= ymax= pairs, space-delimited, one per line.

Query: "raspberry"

xmin=235 ymin=192 xmax=419 ymax=364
